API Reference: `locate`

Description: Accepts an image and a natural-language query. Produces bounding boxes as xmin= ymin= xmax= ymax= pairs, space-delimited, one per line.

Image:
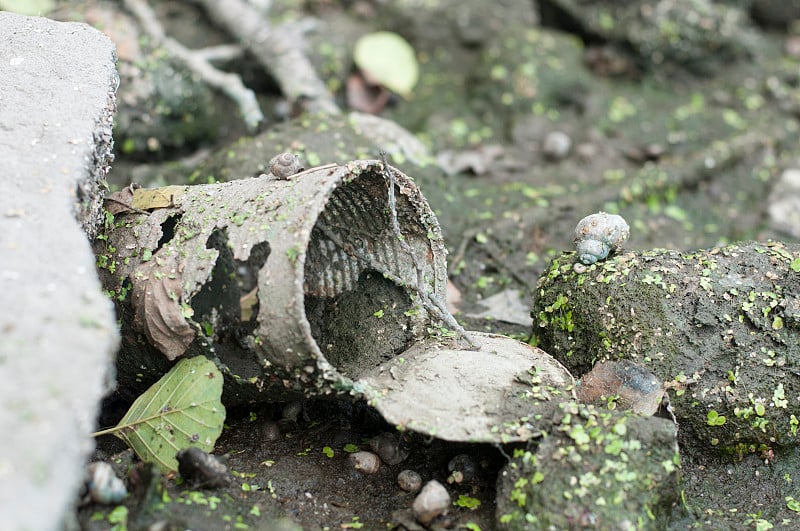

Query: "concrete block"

xmin=0 ymin=12 xmax=119 ymax=531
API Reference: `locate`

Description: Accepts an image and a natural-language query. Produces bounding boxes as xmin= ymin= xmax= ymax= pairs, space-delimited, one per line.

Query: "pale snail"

xmin=85 ymin=462 xmax=127 ymax=504
xmin=574 ymin=212 xmax=630 ymax=266
xmin=349 ymin=450 xmax=381 ymax=474
xmin=268 ymin=152 xmax=304 ymax=179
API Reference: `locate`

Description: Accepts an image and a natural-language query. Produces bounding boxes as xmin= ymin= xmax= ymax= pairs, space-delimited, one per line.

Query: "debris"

xmin=177 ymin=447 xmax=231 ymax=489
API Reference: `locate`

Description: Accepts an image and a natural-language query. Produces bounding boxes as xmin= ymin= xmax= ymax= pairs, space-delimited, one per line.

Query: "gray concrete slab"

xmin=0 ymin=13 xmax=119 ymax=531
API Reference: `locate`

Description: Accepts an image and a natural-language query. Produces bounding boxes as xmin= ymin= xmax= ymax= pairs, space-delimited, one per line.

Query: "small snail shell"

xmin=349 ymin=451 xmax=381 ymax=474
xmin=412 ymin=480 xmax=451 ymax=525
xmin=574 ymin=212 xmax=630 ymax=265
xmin=446 ymin=453 xmax=477 ymax=484
xmin=398 ymin=469 xmax=423 ymax=493
xmin=86 ymin=462 xmax=127 ymax=504
xmin=370 ymin=432 xmax=408 ymax=465
xmin=268 ymin=152 xmax=303 ymax=179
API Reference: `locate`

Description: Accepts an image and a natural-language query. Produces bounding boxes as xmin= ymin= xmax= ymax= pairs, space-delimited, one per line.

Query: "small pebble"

xmin=542 ymin=131 xmax=572 ymax=161
xmin=86 ymin=461 xmax=127 ymax=504
xmin=261 ymin=421 xmax=281 ymax=442
xmin=575 ymin=142 xmax=597 ymax=162
xmin=282 ymin=401 xmax=303 ymax=423
xmin=370 ymin=432 xmax=408 ymax=465
xmin=412 ymin=480 xmax=451 ymax=525
xmin=349 ymin=451 xmax=381 ymax=474
xmin=176 ymin=447 xmax=231 ymax=488
xmin=397 ymin=469 xmax=422 ymax=493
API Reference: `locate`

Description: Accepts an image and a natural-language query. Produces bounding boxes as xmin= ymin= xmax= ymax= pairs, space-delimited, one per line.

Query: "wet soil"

xmin=86 ymin=400 xmax=511 ymax=530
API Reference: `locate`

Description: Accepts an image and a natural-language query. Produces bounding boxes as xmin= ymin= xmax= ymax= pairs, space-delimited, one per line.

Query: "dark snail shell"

xmin=268 ymin=152 xmax=303 ymax=179
xmin=574 ymin=212 xmax=630 ymax=265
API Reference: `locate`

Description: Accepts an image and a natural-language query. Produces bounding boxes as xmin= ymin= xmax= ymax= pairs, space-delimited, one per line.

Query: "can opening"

xmin=303 ymin=168 xmax=438 ymax=379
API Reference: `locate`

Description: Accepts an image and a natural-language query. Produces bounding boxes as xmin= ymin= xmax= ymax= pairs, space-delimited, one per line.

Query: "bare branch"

xmin=195 ymin=0 xmax=341 ymax=116
xmin=122 ymin=0 xmax=264 ymax=132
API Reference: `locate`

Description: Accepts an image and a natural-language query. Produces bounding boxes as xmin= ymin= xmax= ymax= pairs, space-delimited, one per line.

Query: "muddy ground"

xmin=53 ymin=0 xmax=800 ymax=529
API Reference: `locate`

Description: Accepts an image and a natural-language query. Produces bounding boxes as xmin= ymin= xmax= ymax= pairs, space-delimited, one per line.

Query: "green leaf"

xmin=0 ymin=0 xmax=54 ymax=15
xmin=93 ymin=356 xmax=225 ymax=473
xmin=454 ymin=494 xmax=481 ymax=510
xmin=354 ymin=32 xmax=419 ymax=98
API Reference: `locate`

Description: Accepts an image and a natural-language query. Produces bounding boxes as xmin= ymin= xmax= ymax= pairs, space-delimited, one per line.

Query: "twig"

xmin=122 ymin=0 xmax=264 ymax=132
xmin=380 ymin=153 xmax=476 ymax=348
xmin=192 ymin=44 xmax=244 ymax=63
xmin=195 ymin=0 xmax=341 ymax=116
xmin=103 ymin=196 xmax=151 ymax=216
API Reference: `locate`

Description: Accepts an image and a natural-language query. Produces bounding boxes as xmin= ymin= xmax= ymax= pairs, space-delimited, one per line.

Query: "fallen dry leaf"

xmin=104 ymin=186 xmax=136 ymax=216
xmin=131 ymin=252 xmax=195 ymax=360
xmin=132 ymin=185 xmax=187 ymax=210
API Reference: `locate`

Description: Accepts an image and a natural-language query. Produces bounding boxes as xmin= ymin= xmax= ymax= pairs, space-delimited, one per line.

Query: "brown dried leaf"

xmin=104 ymin=187 xmax=136 ymax=216
xmin=346 ymin=72 xmax=390 ymax=114
xmin=240 ymin=287 xmax=258 ymax=322
xmin=132 ymin=186 xmax=187 ymax=210
xmin=131 ymin=253 xmax=195 ymax=360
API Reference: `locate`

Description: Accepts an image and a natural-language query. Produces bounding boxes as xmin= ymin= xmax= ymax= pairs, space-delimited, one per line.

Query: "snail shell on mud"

xmin=446 ymin=453 xmax=477 ymax=484
xmin=370 ymin=432 xmax=408 ymax=466
xmin=398 ymin=469 xmax=423 ymax=493
xmin=85 ymin=462 xmax=127 ymax=504
xmin=268 ymin=152 xmax=303 ymax=179
xmin=574 ymin=212 xmax=630 ymax=265
xmin=412 ymin=480 xmax=451 ymax=525
xmin=176 ymin=447 xmax=231 ymax=488
xmin=349 ymin=451 xmax=381 ymax=474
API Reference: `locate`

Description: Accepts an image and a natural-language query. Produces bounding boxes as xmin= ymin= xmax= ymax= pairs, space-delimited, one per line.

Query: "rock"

xmin=412 ymin=480 xmax=450 ymax=525
xmin=767 ymin=168 xmax=800 ymax=239
xmin=496 ymin=403 xmax=680 ymax=529
xmin=533 ymin=241 xmax=800 ymax=452
xmin=576 ymin=360 xmax=664 ymax=416
xmin=176 ymin=448 xmax=231 ymax=488
xmin=542 ymin=131 xmax=572 ymax=161
xmin=750 ymin=0 xmax=800 ymax=29
xmin=545 ymin=0 xmax=757 ymax=74
xmin=0 ymin=12 xmax=119 ymax=531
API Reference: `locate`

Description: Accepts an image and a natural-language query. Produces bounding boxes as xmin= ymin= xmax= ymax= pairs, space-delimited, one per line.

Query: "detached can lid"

xmin=357 ymin=332 xmax=574 ymax=443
